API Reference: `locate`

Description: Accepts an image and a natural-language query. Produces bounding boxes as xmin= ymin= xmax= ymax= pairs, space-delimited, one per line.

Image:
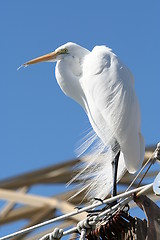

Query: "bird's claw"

xmin=94 ymin=197 xmax=104 ymax=204
xmin=74 ymin=206 xmax=82 ymax=211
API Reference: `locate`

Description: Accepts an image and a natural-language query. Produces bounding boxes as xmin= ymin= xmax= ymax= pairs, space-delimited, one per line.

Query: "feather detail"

xmin=68 ymin=129 xmax=126 ymax=201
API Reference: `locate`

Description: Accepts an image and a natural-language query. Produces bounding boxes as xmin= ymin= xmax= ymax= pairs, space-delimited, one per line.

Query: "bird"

xmin=21 ymin=42 xmax=145 ymax=201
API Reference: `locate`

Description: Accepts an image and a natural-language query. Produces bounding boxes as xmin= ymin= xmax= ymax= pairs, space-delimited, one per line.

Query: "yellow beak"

xmin=21 ymin=51 xmax=60 ymax=68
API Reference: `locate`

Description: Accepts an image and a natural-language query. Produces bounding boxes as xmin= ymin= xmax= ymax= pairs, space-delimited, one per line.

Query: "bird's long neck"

xmin=55 ymin=57 xmax=86 ymax=110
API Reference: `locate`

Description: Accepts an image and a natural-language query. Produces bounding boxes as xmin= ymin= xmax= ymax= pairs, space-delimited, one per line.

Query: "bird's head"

xmin=19 ymin=42 xmax=89 ymax=69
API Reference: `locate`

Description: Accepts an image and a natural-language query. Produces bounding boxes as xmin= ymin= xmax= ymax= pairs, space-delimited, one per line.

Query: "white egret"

xmin=21 ymin=42 xmax=145 ymax=201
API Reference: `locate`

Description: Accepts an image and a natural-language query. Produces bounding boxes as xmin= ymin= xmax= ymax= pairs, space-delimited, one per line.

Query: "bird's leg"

xmin=112 ymin=151 xmax=120 ymax=197
xmin=110 ymin=143 xmax=120 ymax=208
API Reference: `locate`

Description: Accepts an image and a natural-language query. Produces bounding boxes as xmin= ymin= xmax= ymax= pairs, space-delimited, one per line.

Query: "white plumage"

xmin=22 ymin=42 xmax=145 ymax=200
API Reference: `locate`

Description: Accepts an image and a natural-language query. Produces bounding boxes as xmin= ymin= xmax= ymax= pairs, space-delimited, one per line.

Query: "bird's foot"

xmin=87 ymin=198 xmax=111 ymax=216
xmin=74 ymin=206 xmax=82 ymax=211
xmin=94 ymin=197 xmax=104 ymax=204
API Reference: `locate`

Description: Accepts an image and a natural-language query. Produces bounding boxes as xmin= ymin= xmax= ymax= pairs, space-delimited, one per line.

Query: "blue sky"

xmin=0 ymin=0 xmax=160 ymax=237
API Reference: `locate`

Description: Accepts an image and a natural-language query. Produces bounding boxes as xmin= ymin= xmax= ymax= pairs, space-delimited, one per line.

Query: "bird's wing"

xmin=82 ymin=46 xmax=144 ymax=173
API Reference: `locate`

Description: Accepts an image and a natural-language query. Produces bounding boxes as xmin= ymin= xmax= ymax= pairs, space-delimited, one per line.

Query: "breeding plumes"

xmin=21 ymin=42 xmax=145 ymax=201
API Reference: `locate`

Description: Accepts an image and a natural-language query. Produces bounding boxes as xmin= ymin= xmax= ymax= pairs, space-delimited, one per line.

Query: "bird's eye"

xmin=60 ymin=48 xmax=68 ymax=54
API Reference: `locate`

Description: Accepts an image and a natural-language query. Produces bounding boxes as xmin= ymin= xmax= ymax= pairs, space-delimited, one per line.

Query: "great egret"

xmin=21 ymin=42 xmax=145 ymax=200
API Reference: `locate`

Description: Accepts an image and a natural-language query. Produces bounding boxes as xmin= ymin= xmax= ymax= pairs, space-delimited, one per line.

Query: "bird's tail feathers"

xmin=68 ymin=129 xmax=126 ymax=202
